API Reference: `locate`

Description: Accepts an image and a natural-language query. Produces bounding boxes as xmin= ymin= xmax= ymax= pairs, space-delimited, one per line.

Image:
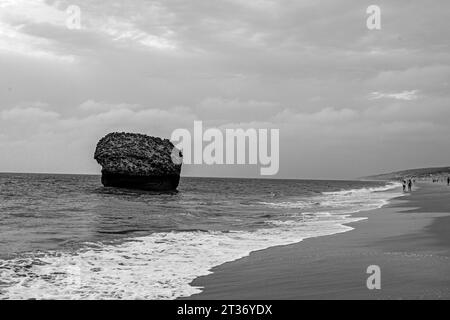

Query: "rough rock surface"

xmin=94 ymin=132 xmax=182 ymax=191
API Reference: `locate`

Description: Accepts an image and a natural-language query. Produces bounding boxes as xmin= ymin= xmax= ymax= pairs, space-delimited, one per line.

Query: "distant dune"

xmin=364 ymin=166 xmax=450 ymax=181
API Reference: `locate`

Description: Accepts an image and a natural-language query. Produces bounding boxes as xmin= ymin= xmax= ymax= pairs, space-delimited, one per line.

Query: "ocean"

xmin=0 ymin=173 xmax=401 ymax=299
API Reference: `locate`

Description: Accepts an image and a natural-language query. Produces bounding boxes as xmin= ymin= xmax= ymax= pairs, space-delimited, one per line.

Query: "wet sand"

xmin=186 ymin=182 xmax=450 ymax=299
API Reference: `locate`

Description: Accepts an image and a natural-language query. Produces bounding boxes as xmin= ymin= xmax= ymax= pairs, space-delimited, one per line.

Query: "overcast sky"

xmin=0 ymin=0 xmax=449 ymax=179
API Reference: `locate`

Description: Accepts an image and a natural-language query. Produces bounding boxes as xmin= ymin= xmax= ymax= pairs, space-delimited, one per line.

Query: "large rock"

xmin=94 ymin=132 xmax=182 ymax=191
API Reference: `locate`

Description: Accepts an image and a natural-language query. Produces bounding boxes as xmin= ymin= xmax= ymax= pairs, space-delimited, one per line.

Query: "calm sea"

xmin=0 ymin=173 xmax=401 ymax=299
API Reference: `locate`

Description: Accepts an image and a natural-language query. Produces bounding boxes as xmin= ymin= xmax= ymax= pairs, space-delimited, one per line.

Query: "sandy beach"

xmin=186 ymin=182 xmax=450 ymax=300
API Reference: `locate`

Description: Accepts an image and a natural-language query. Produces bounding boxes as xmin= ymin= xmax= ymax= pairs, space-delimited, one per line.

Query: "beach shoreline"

xmin=185 ymin=182 xmax=450 ymax=299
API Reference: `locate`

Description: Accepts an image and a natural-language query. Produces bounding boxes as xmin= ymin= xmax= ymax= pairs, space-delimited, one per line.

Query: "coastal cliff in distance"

xmin=94 ymin=132 xmax=182 ymax=191
xmin=364 ymin=166 xmax=450 ymax=181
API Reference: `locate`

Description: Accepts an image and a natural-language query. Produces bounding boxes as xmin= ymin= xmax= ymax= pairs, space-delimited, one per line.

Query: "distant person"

xmin=447 ymin=177 xmax=450 ymax=186
xmin=408 ymin=179 xmax=412 ymax=191
xmin=402 ymin=180 xmax=406 ymax=192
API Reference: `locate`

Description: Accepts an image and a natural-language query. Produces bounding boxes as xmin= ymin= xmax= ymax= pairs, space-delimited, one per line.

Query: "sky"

xmin=0 ymin=0 xmax=449 ymax=179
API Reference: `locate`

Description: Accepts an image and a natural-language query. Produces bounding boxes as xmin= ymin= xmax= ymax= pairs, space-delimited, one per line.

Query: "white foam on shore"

xmin=0 ymin=182 xmax=402 ymax=300
xmin=0 ymin=218 xmax=362 ymax=300
xmin=260 ymin=182 xmax=400 ymax=213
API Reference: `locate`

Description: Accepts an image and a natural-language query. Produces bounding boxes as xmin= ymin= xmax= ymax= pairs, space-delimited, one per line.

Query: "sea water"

xmin=0 ymin=174 xmax=401 ymax=299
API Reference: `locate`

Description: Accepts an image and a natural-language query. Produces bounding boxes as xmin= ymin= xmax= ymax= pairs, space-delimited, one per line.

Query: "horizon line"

xmin=0 ymin=171 xmax=370 ymax=182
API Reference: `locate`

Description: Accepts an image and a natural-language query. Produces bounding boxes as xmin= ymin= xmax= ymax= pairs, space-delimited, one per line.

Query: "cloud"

xmin=0 ymin=0 xmax=76 ymax=61
xmin=369 ymin=90 xmax=419 ymax=101
xmin=78 ymin=100 xmax=143 ymax=113
xmin=99 ymin=18 xmax=176 ymax=50
xmin=0 ymin=106 xmax=59 ymax=121
xmin=0 ymin=0 xmax=177 ymax=63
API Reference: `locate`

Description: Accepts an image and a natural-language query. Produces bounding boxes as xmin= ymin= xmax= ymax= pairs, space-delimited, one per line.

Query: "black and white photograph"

xmin=1 ymin=0 xmax=450 ymax=305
